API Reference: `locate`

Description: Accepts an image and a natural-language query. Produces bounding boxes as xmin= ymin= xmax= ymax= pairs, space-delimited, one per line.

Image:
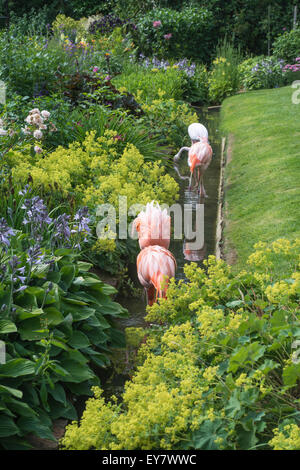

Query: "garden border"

xmin=215 ymin=136 xmax=226 ymax=260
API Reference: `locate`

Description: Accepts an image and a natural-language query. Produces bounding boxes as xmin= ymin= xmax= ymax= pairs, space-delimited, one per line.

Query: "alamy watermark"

xmin=0 ymin=80 xmax=6 ymax=105
xmin=292 ymin=80 xmax=300 ymax=104
xmin=0 ymin=341 xmax=5 ymax=364
xmin=96 ymin=197 xmax=205 ymax=250
xmin=292 ymin=340 xmax=300 ymax=364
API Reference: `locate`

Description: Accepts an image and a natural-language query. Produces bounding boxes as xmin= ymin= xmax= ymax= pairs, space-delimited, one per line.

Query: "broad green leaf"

xmin=0 ymin=320 xmax=17 ymax=334
xmin=68 ymin=330 xmax=90 ymax=349
xmin=0 ymin=358 xmax=35 ymax=377
xmin=0 ymin=415 xmax=19 ymax=437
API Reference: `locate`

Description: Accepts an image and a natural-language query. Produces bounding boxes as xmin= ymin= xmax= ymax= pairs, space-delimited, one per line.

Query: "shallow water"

xmin=117 ymin=107 xmax=221 ymax=324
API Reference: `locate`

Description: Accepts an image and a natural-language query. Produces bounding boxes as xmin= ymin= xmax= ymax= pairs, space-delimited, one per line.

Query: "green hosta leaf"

xmin=68 ymin=331 xmax=90 ymax=349
xmin=48 ymin=383 xmax=67 ymax=406
xmin=0 ymin=358 xmax=35 ymax=377
xmin=0 ymin=415 xmax=19 ymax=437
xmin=0 ymin=320 xmax=17 ymax=334
xmin=49 ymin=400 xmax=77 ymax=421
xmin=73 ymin=276 xmax=101 ymax=287
xmin=17 ymin=307 xmax=44 ymax=321
xmin=77 ymin=261 xmax=93 ymax=272
xmin=101 ymin=284 xmax=118 ymax=295
xmin=0 ymin=437 xmax=33 ymax=450
xmin=84 ymin=327 xmax=108 ymax=345
xmin=24 ymin=286 xmax=45 ymax=302
xmin=6 ymin=398 xmax=37 ymax=418
xmin=61 ymin=359 xmax=95 ymax=383
xmin=19 ymin=318 xmax=49 ymax=341
xmin=54 ymin=248 xmax=74 ymax=257
xmin=99 ymin=301 xmax=128 ymax=317
xmin=60 ymin=264 xmax=76 ymax=290
xmin=17 ymin=416 xmax=55 ymax=441
xmin=0 ymin=385 xmax=22 ymax=399
xmin=43 ymin=306 xmax=64 ymax=326
xmin=47 ymin=271 xmax=61 ymax=283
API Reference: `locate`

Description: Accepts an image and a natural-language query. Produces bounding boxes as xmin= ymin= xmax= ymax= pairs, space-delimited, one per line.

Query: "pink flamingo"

xmin=136 ymin=245 xmax=176 ymax=306
xmin=187 ymin=138 xmax=213 ymax=197
xmin=132 ymin=201 xmax=171 ymax=250
xmin=133 ymin=201 xmax=176 ymax=305
xmin=174 ymin=122 xmax=212 ymax=197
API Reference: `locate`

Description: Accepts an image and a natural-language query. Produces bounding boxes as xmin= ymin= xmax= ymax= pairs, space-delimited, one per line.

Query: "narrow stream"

xmin=117 ymin=106 xmax=221 ymax=324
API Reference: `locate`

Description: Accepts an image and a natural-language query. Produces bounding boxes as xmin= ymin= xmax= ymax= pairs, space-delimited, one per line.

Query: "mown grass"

xmin=220 ymin=85 xmax=300 ymax=275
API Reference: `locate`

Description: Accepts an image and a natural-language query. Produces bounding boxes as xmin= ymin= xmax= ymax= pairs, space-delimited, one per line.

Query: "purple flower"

xmin=22 ymin=196 xmax=52 ymax=239
xmin=0 ymin=218 xmax=15 ymax=250
xmin=52 ymin=214 xmax=71 ymax=243
xmin=73 ymin=207 xmax=91 ymax=235
xmin=26 ymin=245 xmax=45 ymax=266
xmin=164 ymin=33 xmax=172 ymax=40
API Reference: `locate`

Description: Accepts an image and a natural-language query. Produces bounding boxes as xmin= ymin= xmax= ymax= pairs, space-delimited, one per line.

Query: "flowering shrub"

xmin=134 ymin=56 xmax=209 ymax=104
xmin=88 ymin=14 xmax=125 ymax=36
xmin=0 ymin=187 xmax=128 ymax=449
xmin=140 ymin=93 xmax=198 ymax=148
xmin=61 ymin=239 xmax=300 ymax=450
xmin=131 ymin=7 xmax=216 ymax=62
xmin=52 ymin=14 xmax=88 ymax=42
xmin=208 ymin=55 xmax=241 ymax=104
xmin=239 ymin=56 xmax=287 ymax=91
xmin=272 ymin=28 xmax=300 ymax=63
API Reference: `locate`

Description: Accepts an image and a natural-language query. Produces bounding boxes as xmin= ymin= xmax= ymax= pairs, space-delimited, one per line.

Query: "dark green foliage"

xmin=273 ymin=27 xmax=300 ymax=62
xmin=132 ymin=6 xmax=216 ymax=62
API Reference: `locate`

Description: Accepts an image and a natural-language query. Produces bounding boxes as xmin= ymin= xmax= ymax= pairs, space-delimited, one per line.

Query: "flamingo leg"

xmin=199 ymin=175 xmax=208 ymax=198
xmin=188 ymin=171 xmax=193 ymax=191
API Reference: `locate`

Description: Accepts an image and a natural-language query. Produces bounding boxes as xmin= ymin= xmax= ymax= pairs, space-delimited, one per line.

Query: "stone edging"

xmin=215 ymin=136 xmax=226 ymax=260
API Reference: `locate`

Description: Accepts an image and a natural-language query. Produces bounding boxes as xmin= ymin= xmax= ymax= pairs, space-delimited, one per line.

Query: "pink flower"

xmin=153 ymin=20 xmax=162 ymax=28
xmin=93 ymin=66 xmax=99 ymax=73
xmin=164 ymin=33 xmax=172 ymax=40
xmin=296 ymin=57 xmax=300 ymax=62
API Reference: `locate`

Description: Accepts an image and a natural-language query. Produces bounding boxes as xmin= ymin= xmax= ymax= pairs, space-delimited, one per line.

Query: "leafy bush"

xmin=140 ymin=93 xmax=198 ymax=148
xmin=132 ymin=6 xmax=216 ymax=62
xmin=273 ymin=28 xmax=300 ymax=63
xmin=0 ymin=31 xmax=71 ymax=97
xmin=0 ymin=188 xmax=127 ymax=449
xmin=61 ymin=239 xmax=300 ymax=450
xmin=239 ymin=56 xmax=287 ymax=90
xmin=52 ymin=14 xmax=88 ymax=42
xmin=88 ymin=14 xmax=125 ymax=36
xmin=113 ymin=66 xmax=184 ymax=102
xmin=133 ymin=56 xmax=209 ymax=104
xmin=208 ymin=42 xmax=241 ymax=104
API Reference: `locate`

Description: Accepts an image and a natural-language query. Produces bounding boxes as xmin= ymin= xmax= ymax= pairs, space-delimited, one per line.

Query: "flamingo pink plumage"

xmin=188 ymin=137 xmax=213 ymax=197
xmin=132 ymin=201 xmax=171 ymax=250
xmin=136 ymin=245 xmax=176 ymax=306
xmin=133 ymin=201 xmax=176 ymax=305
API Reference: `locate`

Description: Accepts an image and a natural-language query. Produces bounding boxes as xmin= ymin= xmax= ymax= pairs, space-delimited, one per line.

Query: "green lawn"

xmin=220 ymin=85 xmax=300 ymax=274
